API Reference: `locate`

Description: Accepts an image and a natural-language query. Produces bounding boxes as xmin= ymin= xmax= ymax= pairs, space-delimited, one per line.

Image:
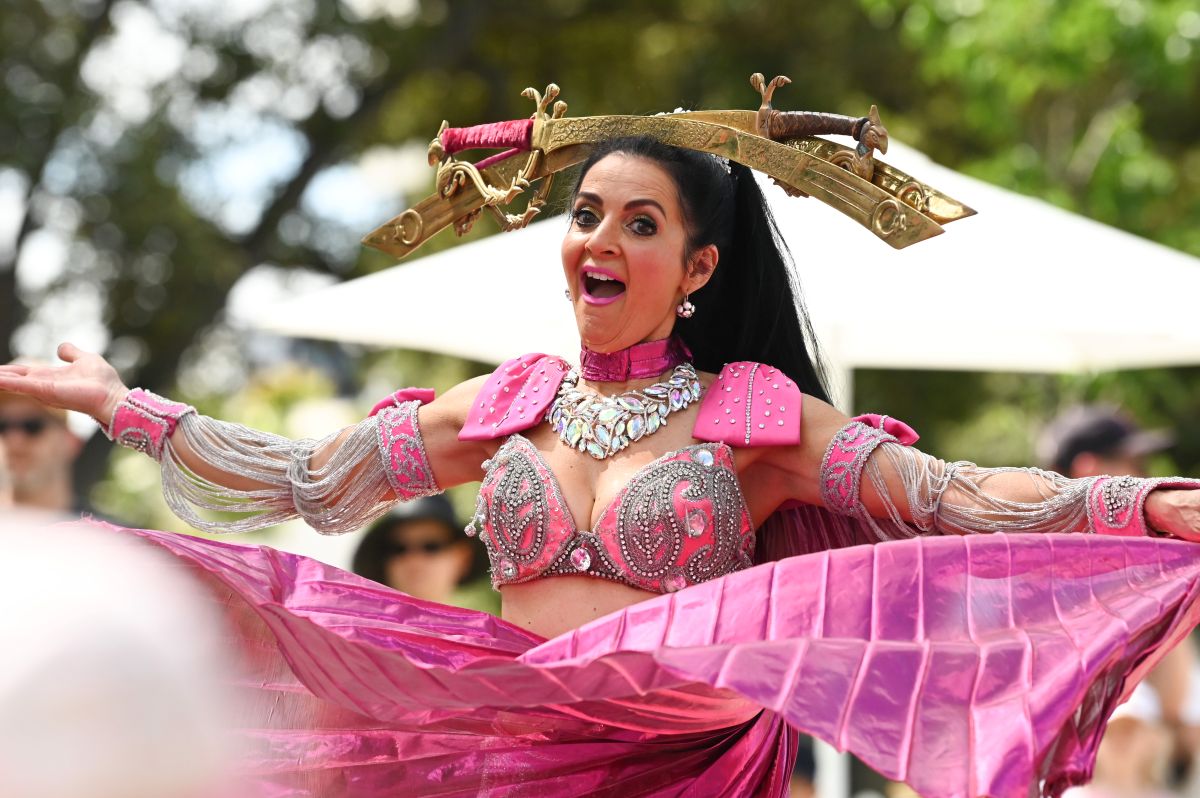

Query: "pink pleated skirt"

xmin=82 ymin=521 xmax=1200 ymax=797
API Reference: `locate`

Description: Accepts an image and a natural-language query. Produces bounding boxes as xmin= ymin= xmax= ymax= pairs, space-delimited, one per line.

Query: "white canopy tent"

xmin=251 ymin=141 xmax=1200 ymax=409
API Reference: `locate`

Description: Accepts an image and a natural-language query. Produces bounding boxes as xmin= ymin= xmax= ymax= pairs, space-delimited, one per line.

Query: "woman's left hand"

xmin=1145 ymin=489 xmax=1200 ymax=542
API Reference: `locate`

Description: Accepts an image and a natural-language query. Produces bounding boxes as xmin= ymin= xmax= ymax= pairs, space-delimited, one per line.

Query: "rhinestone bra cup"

xmin=467 ymin=435 xmax=755 ymax=594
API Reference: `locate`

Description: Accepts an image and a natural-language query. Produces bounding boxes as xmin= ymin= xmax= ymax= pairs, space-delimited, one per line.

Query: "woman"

xmin=4 ymin=135 xmax=1200 ymax=798
xmin=351 ymin=495 xmax=497 ymax=613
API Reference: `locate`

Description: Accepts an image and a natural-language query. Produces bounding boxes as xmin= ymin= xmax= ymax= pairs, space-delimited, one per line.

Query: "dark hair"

xmin=351 ymin=496 xmax=488 ymax=587
xmin=572 ymin=137 xmax=831 ymax=403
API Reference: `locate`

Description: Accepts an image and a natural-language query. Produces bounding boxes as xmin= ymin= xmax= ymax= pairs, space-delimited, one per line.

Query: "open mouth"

xmin=582 ymin=270 xmax=626 ymax=304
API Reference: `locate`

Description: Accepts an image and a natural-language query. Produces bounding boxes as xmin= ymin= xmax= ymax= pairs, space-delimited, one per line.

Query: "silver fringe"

xmin=858 ymin=442 xmax=1097 ymax=541
xmin=159 ymin=413 xmax=399 ymax=535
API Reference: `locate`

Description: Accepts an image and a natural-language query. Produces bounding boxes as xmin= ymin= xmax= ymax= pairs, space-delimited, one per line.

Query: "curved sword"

xmin=364 ymin=77 xmax=975 ymax=260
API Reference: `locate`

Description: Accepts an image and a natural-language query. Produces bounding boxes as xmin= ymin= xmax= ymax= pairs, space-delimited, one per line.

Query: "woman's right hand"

xmin=0 ymin=343 xmax=130 ymax=426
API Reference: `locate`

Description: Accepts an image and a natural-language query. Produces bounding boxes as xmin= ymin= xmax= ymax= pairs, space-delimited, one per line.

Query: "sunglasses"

xmin=0 ymin=417 xmax=50 ymax=437
xmin=386 ymin=540 xmax=454 ymax=557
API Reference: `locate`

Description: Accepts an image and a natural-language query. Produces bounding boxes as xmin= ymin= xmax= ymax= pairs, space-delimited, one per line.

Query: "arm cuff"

xmin=1087 ymin=476 xmax=1200 ymax=537
xmin=105 ymin=389 xmax=195 ymax=461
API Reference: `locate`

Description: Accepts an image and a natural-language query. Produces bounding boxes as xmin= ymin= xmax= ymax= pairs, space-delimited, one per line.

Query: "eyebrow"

xmin=575 ymin=192 xmax=667 ymax=218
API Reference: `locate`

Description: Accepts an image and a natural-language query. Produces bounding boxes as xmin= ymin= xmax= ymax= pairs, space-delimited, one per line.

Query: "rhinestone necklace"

xmin=548 ymin=363 xmax=703 ymax=460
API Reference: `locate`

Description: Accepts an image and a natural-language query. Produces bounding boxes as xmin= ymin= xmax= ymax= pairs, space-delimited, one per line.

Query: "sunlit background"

xmin=4 ymin=1 xmax=1200 ymax=790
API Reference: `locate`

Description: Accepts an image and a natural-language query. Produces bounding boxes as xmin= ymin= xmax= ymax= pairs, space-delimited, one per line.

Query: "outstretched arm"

xmin=758 ymin=395 xmax=1200 ymax=542
xmin=0 ymin=344 xmax=491 ymax=534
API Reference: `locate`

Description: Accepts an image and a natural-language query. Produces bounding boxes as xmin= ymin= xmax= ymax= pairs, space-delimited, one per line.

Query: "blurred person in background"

xmin=0 ymin=384 xmax=83 ymax=514
xmin=788 ymin=737 xmax=816 ymax=798
xmin=1062 ymin=687 xmax=1176 ymax=798
xmin=351 ymin=495 xmax=497 ymax=614
xmin=1041 ymin=405 xmax=1175 ymax=483
xmin=1043 ymin=405 xmax=1200 ymax=793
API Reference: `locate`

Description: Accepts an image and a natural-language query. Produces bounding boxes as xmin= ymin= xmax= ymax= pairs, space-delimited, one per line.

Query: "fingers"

xmin=0 ymin=365 xmax=33 ymax=393
xmin=57 ymin=342 xmax=84 ymax=363
xmin=0 ymin=372 xmax=42 ymax=399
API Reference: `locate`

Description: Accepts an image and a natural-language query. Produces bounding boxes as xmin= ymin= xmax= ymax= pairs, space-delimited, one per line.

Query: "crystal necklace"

xmin=548 ymin=363 xmax=703 ymax=460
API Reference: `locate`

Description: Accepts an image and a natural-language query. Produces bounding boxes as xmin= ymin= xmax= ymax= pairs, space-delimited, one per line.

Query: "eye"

xmin=571 ymin=207 xmax=599 ymax=228
xmin=628 ymin=215 xmax=657 ymax=236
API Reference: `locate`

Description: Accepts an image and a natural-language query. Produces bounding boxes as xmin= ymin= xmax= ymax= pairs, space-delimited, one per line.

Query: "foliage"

xmin=858 ymin=0 xmax=1200 ymax=249
xmin=852 ymin=0 xmax=1200 ymax=475
xmin=2 ymin=0 xmax=1199 ymax=510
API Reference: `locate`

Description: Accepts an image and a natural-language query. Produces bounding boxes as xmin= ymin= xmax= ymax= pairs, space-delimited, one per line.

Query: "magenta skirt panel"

xmin=98 ymin=521 xmax=1200 ymax=798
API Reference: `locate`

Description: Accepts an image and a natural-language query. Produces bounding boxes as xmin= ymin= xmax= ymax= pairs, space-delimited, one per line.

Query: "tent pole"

xmin=815 ymin=739 xmax=851 ymax=798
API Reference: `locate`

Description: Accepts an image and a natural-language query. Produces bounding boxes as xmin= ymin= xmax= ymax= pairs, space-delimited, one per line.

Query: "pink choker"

xmin=579 ymin=337 xmax=692 ymax=382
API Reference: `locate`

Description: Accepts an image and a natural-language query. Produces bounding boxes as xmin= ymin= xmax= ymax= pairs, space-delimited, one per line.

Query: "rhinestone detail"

xmin=471 ymin=437 xmax=753 ymax=593
xmin=548 ymin=363 xmax=703 ymax=460
xmin=569 ymin=547 xmax=592 ymax=571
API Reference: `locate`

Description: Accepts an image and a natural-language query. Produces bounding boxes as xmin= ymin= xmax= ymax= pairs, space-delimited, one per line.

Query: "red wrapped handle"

xmin=440 ymin=119 xmax=533 ymax=154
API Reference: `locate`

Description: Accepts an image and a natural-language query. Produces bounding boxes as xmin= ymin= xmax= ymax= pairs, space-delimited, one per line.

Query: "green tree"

xmin=851 ymin=0 xmax=1200 ymax=474
xmin=4 ymin=0 xmax=1199 ymax=502
xmin=1 ymin=0 xmax=915 ymax=496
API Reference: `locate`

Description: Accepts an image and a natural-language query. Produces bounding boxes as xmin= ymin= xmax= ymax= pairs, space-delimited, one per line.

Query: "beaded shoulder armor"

xmin=459 ymin=354 xmax=569 ymax=441
xmin=459 ymin=356 xmax=807 ymax=448
xmin=457 ymin=357 xmax=807 ymax=593
xmin=692 ymin=362 xmax=804 ymax=447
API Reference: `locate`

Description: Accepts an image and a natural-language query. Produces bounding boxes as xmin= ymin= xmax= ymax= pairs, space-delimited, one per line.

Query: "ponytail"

xmin=573 ymin=138 xmax=831 ymax=404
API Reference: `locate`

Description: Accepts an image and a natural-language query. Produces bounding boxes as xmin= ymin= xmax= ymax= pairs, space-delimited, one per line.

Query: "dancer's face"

xmin=562 ymin=154 xmax=716 ymax=354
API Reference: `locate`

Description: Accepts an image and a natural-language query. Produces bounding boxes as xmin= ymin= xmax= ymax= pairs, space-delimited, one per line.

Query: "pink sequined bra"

xmin=467 ymin=435 xmax=755 ymax=593
xmin=455 ymin=354 xmax=806 ymax=594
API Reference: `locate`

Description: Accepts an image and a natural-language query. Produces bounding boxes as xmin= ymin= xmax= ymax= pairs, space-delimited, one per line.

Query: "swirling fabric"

xmin=90 ymin=520 xmax=1200 ymax=798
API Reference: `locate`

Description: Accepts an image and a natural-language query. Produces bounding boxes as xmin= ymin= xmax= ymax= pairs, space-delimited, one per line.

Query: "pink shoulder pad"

xmin=459 ymin=354 xmax=570 ymax=441
xmin=368 ymin=388 xmax=436 ymax=417
xmin=693 ymin=362 xmax=802 ymax=447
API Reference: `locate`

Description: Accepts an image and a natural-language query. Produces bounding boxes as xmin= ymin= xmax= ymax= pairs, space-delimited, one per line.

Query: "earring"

xmin=676 ymin=294 xmax=696 ymax=318
xmin=564 ymin=289 xmax=571 ymax=301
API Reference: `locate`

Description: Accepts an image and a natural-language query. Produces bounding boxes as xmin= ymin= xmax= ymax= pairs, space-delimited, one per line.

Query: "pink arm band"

xmin=105 ymin=388 xmax=196 ymax=461
xmin=1087 ymin=476 xmax=1200 ymax=537
xmin=820 ymin=415 xmax=919 ymax=518
xmin=820 ymin=413 xmax=1200 ymax=539
xmin=372 ymin=394 xmax=440 ymax=501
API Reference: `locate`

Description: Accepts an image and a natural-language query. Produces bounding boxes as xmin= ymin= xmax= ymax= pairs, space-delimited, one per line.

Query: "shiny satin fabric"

xmin=89 ymin=520 xmax=1200 ymax=798
xmin=579 ymin=336 xmax=692 ymax=382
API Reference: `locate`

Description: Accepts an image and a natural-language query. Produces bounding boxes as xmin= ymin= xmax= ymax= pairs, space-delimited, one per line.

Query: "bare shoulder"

xmin=421 ymin=374 xmax=490 ymax=430
xmin=741 ymin=392 xmax=851 ymax=508
xmin=800 ymin=392 xmax=849 ymax=435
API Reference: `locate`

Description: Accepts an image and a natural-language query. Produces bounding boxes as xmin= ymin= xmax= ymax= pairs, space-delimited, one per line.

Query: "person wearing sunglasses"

xmin=351 ymin=495 xmax=496 ymax=613
xmin=0 ymin=388 xmax=82 ymax=514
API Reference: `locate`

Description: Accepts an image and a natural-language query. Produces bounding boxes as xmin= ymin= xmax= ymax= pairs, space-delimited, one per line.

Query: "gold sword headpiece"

xmin=364 ymin=74 xmax=975 ymax=259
